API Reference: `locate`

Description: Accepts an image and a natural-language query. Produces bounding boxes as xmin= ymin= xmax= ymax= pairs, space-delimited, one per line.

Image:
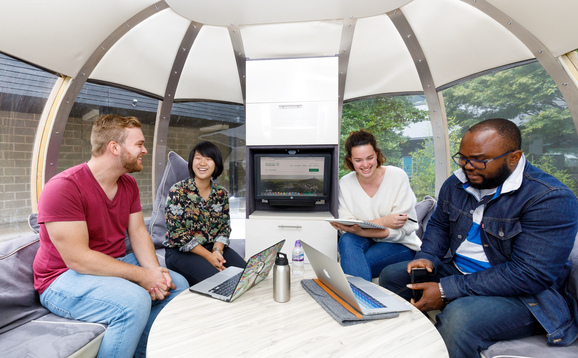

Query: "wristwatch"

xmin=438 ymin=283 xmax=449 ymax=304
xmin=212 ymin=247 xmax=224 ymax=256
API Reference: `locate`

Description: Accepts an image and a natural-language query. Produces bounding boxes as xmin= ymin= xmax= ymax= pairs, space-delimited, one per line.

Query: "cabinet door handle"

xmin=278 ymin=225 xmax=302 ymax=229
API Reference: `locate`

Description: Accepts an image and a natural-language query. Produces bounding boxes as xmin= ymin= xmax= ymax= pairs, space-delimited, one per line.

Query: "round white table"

xmin=147 ymin=265 xmax=448 ymax=357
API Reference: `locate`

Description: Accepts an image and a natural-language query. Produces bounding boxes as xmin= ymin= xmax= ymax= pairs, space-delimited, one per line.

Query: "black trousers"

xmin=165 ymin=243 xmax=246 ymax=286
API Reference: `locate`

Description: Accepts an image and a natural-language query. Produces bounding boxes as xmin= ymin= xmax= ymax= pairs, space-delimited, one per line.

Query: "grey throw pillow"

xmin=414 ymin=195 xmax=437 ymax=239
xmin=147 ymin=151 xmax=189 ymax=248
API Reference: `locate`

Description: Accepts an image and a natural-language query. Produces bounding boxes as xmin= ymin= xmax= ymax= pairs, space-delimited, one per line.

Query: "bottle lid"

xmin=275 ymin=252 xmax=289 ymax=265
xmin=295 ymin=240 xmax=302 ymax=247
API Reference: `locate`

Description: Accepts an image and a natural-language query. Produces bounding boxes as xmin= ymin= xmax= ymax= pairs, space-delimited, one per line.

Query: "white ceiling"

xmin=0 ymin=0 xmax=577 ymax=104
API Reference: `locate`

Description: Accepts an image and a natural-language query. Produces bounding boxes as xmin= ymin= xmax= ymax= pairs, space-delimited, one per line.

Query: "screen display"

xmin=257 ymin=155 xmax=327 ymax=198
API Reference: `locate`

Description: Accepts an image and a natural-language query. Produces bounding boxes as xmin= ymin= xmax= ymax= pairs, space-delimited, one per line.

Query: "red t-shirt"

xmin=33 ymin=163 xmax=142 ymax=294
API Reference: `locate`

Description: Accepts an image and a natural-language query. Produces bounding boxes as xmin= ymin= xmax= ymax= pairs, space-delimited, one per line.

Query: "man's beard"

xmin=120 ymin=148 xmax=143 ymax=173
xmin=464 ymin=160 xmax=512 ymax=190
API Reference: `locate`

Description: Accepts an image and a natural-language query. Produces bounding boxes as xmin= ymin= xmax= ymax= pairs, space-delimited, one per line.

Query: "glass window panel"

xmin=442 ymin=61 xmax=578 ymax=196
xmin=59 ymin=83 xmax=158 ymax=213
xmin=340 ymin=95 xmax=434 ymax=199
xmin=0 ymin=53 xmax=58 ymax=240
xmin=167 ymin=102 xmax=246 ymax=217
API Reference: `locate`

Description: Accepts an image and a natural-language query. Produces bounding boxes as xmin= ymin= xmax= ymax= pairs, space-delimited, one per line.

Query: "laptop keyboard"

xmin=209 ymin=272 xmax=243 ymax=296
xmin=349 ymin=282 xmax=385 ymax=309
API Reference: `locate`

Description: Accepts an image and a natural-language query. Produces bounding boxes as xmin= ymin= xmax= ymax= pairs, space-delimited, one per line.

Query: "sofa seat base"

xmin=0 ymin=313 xmax=107 ymax=358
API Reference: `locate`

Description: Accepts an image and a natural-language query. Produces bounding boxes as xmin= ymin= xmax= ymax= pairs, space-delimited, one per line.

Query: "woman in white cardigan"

xmin=330 ymin=130 xmax=421 ymax=281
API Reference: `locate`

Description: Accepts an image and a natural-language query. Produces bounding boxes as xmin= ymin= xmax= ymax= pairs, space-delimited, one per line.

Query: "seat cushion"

xmin=0 ymin=313 xmax=107 ymax=358
xmin=0 ymin=234 xmax=49 ymax=334
xmin=481 ymin=334 xmax=578 ymax=358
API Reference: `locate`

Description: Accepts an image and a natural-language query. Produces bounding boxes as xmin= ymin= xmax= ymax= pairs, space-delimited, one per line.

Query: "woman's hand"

xmin=380 ymin=213 xmax=409 ymax=229
xmin=207 ymin=251 xmax=226 ymax=271
xmin=193 ymin=244 xmax=227 ymax=271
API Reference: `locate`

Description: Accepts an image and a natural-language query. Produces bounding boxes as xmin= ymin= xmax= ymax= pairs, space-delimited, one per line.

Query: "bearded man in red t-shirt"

xmin=33 ymin=114 xmax=188 ymax=358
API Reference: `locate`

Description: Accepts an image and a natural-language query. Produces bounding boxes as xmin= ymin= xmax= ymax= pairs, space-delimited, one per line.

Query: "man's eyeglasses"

xmin=452 ymin=150 xmax=514 ymax=169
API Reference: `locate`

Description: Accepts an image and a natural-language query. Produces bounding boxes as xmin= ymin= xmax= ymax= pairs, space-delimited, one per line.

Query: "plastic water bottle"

xmin=292 ymin=240 xmax=305 ymax=276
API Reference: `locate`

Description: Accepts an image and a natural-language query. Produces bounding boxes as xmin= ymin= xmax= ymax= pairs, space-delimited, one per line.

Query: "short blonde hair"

xmin=90 ymin=114 xmax=142 ymax=156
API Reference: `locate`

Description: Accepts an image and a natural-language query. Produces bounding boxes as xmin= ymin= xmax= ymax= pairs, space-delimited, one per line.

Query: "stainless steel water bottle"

xmin=273 ymin=252 xmax=291 ymax=302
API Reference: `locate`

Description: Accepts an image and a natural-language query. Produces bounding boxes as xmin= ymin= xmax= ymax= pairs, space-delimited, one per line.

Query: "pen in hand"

xmin=400 ymin=214 xmax=418 ymax=223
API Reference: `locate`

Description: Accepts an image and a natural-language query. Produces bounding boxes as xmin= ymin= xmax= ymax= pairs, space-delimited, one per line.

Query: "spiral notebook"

xmin=325 ymin=218 xmax=386 ymax=230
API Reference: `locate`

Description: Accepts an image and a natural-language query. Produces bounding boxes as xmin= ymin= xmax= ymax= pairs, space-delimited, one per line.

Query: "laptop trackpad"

xmin=190 ymin=266 xmax=243 ymax=292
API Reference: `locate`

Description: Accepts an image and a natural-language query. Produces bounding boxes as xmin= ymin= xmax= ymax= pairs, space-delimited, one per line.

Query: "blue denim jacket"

xmin=416 ymin=161 xmax=578 ymax=346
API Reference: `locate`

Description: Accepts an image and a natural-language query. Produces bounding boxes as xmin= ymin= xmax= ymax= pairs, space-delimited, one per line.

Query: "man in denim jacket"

xmin=380 ymin=118 xmax=578 ymax=357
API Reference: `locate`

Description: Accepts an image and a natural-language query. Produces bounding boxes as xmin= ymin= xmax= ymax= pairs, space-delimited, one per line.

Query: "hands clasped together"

xmin=141 ymin=266 xmax=177 ymax=301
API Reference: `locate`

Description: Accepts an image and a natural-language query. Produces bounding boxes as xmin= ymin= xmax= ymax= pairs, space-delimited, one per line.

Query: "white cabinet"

xmin=245 ymin=57 xmax=339 ymax=146
xmin=246 ymin=102 xmax=338 ymax=145
xmin=245 ymin=211 xmax=337 ymax=262
xmin=246 ymin=57 xmax=338 ymax=104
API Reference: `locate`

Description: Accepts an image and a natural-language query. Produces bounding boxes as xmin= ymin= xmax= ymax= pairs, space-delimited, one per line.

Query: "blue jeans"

xmin=380 ymin=261 xmax=542 ymax=358
xmin=39 ymin=254 xmax=188 ymax=358
xmin=338 ymin=232 xmax=416 ymax=281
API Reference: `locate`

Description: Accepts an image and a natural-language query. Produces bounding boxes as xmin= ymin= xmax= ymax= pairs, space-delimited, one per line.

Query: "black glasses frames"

xmin=452 ymin=150 xmax=514 ymax=169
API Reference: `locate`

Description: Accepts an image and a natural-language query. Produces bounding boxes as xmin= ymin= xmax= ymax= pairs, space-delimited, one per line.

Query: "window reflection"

xmin=443 ymin=61 xmax=578 ymax=195
xmin=0 ymin=53 xmax=58 ymax=239
xmin=167 ymin=102 xmax=246 ymax=217
xmin=59 ymin=83 xmax=157 ymax=210
xmin=340 ymin=95 xmax=433 ymax=199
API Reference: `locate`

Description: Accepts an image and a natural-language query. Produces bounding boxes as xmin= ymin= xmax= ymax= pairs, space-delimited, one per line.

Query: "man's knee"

xmin=379 ymin=260 xmax=411 ymax=288
xmin=169 ymin=271 xmax=189 ymax=294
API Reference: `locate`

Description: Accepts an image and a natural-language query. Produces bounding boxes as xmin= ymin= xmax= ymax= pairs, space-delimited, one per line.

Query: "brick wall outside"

xmin=0 ymin=110 xmax=244 ymax=226
xmin=0 ymin=110 xmax=38 ymax=224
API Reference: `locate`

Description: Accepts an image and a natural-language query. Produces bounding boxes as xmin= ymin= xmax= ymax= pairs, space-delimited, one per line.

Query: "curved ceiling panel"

xmin=91 ymin=9 xmax=190 ymax=97
xmin=165 ymin=0 xmax=411 ymax=26
xmin=345 ymin=15 xmax=422 ymax=100
xmin=404 ymin=0 xmax=533 ymax=88
xmin=488 ymin=0 xmax=578 ymax=57
xmin=241 ymin=21 xmax=343 ymax=60
xmin=175 ymin=25 xmax=243 ymax=103
xmin=0 ymin=0 xmax=158 ymax=77
xmin=1 ymin=0 xmax=578 ymax=104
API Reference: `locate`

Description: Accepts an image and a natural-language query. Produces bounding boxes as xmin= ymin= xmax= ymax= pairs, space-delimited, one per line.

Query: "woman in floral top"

xmin=163 ymin=141 xmax=246 ymax=285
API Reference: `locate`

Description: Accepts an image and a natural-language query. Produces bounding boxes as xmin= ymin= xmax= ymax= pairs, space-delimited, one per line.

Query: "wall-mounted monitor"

xmin=254 ymin=153 xmax=331 ymax=207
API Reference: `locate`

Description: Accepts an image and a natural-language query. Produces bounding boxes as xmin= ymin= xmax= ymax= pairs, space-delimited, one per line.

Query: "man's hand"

xmin=140 ymin=267 xmax=175 ymax=301
xmin=404 ymin=258 xmax=443 ymax=311
xmin=408 ymin=282 xmax=445 ymax=311
xmin=406 ymin=258 xmax=435 ymax=274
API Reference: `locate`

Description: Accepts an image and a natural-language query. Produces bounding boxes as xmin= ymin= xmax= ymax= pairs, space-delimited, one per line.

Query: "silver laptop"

xmin=301 ymin=240 xmax=411 ymax=315
xmin=189 ymin=240 xmax=285 ymax=302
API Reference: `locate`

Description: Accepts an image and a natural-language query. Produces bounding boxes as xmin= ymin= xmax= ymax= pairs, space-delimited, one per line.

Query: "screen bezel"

xmin=254 ymin=153 xmax=332 ymax=206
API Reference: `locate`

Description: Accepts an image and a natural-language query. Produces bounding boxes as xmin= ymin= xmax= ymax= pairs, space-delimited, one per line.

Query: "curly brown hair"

xmin=343 ymin=129 xmax=386 ymax=171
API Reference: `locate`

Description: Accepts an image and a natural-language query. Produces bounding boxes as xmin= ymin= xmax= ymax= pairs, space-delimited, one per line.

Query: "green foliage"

xmin=409 ymin=117 xmax=463 ymax=199
xmin=340 ymin=62 xmax=578 ymax=198
xmin=443 ymin=62 xmax=577 ymax=152
xmin=339 ymin=96 xmax=428 ymax=178
xmin=442 ymin=61 xmax=578 ymax=196
xmin=529 ymin=154 xmax=578 ymax=193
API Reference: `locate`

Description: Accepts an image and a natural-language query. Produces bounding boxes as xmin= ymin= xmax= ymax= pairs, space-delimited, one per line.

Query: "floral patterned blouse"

xmin=163 ymin=178 xmax=231 ymax=252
